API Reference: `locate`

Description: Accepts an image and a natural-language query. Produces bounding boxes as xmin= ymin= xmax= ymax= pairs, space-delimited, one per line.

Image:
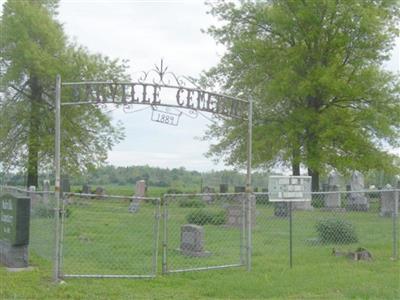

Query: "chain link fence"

xmin=162 ymin=193 xmax=249 ymax=273
xmin=1 ymin=186 xmax=398 ymax=278
xmin=60 ymin=192 xmax=161 ymax=278
xmin=253 ymin=189 xmax=399 ymax=266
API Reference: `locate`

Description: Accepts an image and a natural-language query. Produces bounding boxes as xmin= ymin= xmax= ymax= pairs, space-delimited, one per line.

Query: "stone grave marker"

xmin=61 ymin=177 xmax=71 ymax=195
xmin=347 ymin=171 xmax=369 ymax=211
xmin=82 ymin=184 xmax=91 ymax=195
xmin=43 ymin=180 xmax=50 ymax=204
xmin=202 ymin=186 xmax=213 ymax=204
xmin=234 ymin=186 xmax=246 ymax=193
xmin=0 ymin=193 xmax=30 ymax=268
xmin=226 ymin=205 xmax=242 ymax=227
xmin=135 ymin=180 xmax=146 ymax=197
xmin=380 ymin=184 xmax=397 ymax=217
xmin=180 ymin=224 xmax=210 ymax=257
xmin=324 ymin=171 xmax=342 ymax=210
xmin=95 ymin=187 xmax=105 ymax=198
xmin=219 ymin=184 xmax=228 ymax=193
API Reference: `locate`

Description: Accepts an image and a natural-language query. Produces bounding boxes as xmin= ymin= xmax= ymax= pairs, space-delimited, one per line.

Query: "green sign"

xmin=0 ymin=193 xmax=30 ymax=246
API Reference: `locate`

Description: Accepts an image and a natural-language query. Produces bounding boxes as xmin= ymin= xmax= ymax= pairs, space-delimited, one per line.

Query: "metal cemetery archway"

xmin=53 ymin=62 xmax=253 ymax=280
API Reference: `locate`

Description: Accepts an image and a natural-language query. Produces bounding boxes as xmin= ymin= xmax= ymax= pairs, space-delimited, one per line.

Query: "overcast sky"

xmin=3 ymin=0 xmax=399 ymax=171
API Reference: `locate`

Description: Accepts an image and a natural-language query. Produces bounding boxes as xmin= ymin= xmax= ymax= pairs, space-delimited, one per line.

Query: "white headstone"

xmin=348 ymin=171 xmax=369 ymax=211
xmin=325 ymin=171 xmax=341 ymax=209
xmin=380 ymin=184 xmax=397 ymax=217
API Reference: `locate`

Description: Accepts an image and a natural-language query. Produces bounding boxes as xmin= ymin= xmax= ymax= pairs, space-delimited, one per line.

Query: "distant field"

xmin=71 ymin=184 xmax=200 ymax=197
xmin=1 ymin=189 xmax=399 ymax=299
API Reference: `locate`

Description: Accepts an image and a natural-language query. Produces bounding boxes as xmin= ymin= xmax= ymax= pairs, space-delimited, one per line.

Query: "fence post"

xmin=162 ymin=195 xmax=168 ymax=274
xmin=53 ymin=74 xmax=61 ymax=282
xmin=393 ymin=189 xmax=399 ymax=260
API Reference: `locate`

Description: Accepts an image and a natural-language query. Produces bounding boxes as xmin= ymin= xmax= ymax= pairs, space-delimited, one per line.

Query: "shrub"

xmin=315 ymin=218 xmax=358 ymax=244
xmin=179 ymin=199 xmax=205 ymax=208
xmin=186 ymin=209 xmax=226 ymax=225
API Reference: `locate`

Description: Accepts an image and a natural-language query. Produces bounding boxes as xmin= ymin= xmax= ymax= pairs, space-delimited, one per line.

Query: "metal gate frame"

xmin=52 ymin=67 xmax=254 ymax=281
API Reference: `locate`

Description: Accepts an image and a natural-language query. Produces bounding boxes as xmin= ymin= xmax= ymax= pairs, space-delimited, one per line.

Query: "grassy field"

xmin=1 ymin=194 xmax=399 ymax=299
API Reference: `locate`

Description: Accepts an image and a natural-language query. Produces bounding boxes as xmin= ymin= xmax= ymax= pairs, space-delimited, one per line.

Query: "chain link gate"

xmin=59 ymin=193 xmax=161 ymax=278
xmin=162 ymin=193 xmax=250 ymax=273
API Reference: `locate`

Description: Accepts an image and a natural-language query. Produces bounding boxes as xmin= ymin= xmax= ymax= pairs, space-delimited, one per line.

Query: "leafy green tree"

xmin=0 ymin=0 xmax=127 ymax=187
xmin=204 ymin=0 xmax=400 ymax=190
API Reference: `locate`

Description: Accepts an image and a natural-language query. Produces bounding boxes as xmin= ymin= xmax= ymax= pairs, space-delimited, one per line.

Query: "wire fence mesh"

xmin=253 ymin=189 xmax=399 ymax=266
xmin=162 ymin=193 xmax=247 ymax=273
xmin=60 ymin=192 xmax=161 ymax=278
xmin=0 ymin=186 xmax=398 ymax=278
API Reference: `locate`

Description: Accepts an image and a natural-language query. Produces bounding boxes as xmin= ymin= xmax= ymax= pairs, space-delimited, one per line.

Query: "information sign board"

xmin=268 ymin=176 xmax=312 ymax=202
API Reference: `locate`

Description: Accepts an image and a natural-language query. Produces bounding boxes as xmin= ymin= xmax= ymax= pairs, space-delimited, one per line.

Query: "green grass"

xmin=1 ymin=196 xmax=399 ymax=299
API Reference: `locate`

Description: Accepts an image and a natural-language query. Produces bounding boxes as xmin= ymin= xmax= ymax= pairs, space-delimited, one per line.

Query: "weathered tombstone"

xmin=324 ymin=171 xmax=342 ymax=210
xmin=219 ymin=184 xmax=228 ymax=193
xmin=95 ymin=186 xmax=105 ymax=198
xmin=28 ymin=185 xmax=38 ymax=206
xmin=202 ymin=186 xmax=213 ymax=204
xmin=180 ymin=224 xmax=210 ymax=256
xmin=61 ymin=177 xmax=71 ymax=195
xmin=82 ymin=184 xmax=91 ymax=194
xmin=234 ymin=186 xmax=246 ymax=193
xmin=347 ymin=171 xmax=369 ymax=211
xmin=380 ymin=184 xmax=397 ymax=217
xmin=135 ymin=180 xmax=146 ymax=197
xmin=0 ymin=194 xmax=30 ymax=268
xmin=226 ymin=205 xmax=242 ymax=227
xmin=43 ymin=180 xmax=50 ymax=204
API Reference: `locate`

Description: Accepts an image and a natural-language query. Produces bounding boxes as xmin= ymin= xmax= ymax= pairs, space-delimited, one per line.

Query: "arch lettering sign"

xmin=62 ymin=82 xmax=248 ymax=119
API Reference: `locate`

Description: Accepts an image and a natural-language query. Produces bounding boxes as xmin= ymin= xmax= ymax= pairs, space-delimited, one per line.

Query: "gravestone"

xmin=380 ymin=184 xmax=397 ymax=217
xmin=180 ymin=224 xmax=210 ymax=256
xmin=347 ymin=171 xmax=369 ymax=211
xmin=219 ymin=184 xmax=228 ymax=193
xmin=202 ymin=186 xmax=213 ymax=204
xmin=43 ymin=180 xmax=50 ymax=204
xmin=95 ymin=187 xmax=105 ymax=198
xmin=135 ymin=180 xmax=146 ymax=197
xmin=226 ymin=205 xmax=242 ymax=227
xmin=28 ymin=186 xmax=39 ymax=207
xmin=61 ymin=177 xmax=71 ymax=195
xmin=82 ymin=184 xmax=91 ymax=194
xmin=0 ymin=194 xmax=30 ymax=268
xmin=234 ymin=186 xmax=246 ymax=193
xmin=324 ymin=171 xmax=342 ymax=210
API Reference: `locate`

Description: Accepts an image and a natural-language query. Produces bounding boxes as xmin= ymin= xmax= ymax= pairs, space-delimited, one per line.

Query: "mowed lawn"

xmin=1 ymin=196 xmax=399 ymax=299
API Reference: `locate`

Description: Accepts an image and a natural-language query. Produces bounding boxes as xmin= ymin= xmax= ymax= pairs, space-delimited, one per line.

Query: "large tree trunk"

xmin=292 ymin=147 xmax=300 ymax=176
xmin=308 ymin=168 xmax=320 ymax=192
xmin=26 ymin=77 xmax=41 ymax=188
